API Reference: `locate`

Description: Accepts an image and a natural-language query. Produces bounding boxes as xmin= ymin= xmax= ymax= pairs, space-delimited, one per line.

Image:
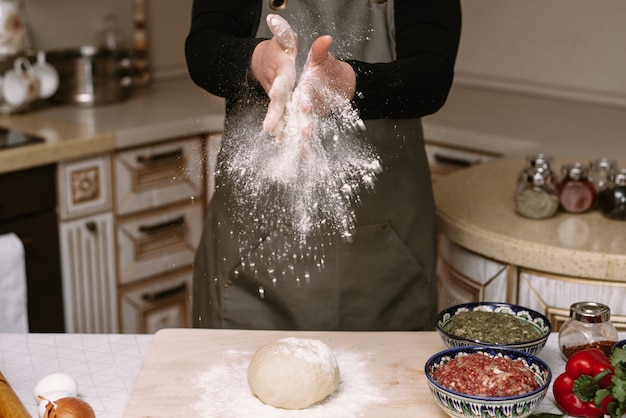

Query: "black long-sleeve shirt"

xmin=185 ymin=0 xmax=461 ymax=121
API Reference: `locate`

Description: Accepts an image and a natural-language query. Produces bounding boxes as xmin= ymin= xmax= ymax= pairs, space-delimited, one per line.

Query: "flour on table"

xmin=192 ymin=349 xmax=384 ymax=417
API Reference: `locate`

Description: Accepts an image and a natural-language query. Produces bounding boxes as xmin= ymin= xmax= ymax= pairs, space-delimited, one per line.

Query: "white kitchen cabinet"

xmin=58 ymin=156 xmax=117 ymax=333
xmin=58 ymin=155 xmax=113 ymax=220
xmin=114 ymin=135 xmax=207 ymax=333
xmin=59 ymin=212 xmax=117 ymax=333
xmin=119 ymin=268 xmax=192 ymax=334
xmin=437 ymin=236 xmax=626 ymax=331
xmin=517 ymin=270 xmax=626 ymax=331
xmin=437 ymin=236 xmax=509 ymax=311
xmin=116 ymin=203 xmax=203 ymax=285
xmin=114 ymin=137 xmax=204 ymax=216
xmin=57 ymin=135 xmax=210 ymax=334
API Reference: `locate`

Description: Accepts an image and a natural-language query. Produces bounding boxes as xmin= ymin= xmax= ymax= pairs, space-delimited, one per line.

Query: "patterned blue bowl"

xmin=435 ymin=302 xmax=552 ymax=355
xmin=425 ymin=346 xmax=552 ymax=418
xmin=612 ymin=339 xmax=626 ymax=352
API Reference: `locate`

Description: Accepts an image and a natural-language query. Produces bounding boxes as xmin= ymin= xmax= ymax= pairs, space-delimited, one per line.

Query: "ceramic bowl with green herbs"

xmin=435 ymin=302 xmax=552 ymax=355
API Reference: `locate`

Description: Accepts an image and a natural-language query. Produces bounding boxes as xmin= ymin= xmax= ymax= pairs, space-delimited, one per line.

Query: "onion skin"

xmin=43 ymin=397 xmax=96 ymax=418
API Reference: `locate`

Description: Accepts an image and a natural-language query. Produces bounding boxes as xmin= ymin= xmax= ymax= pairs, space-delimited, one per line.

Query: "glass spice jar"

xmin=558 ymin=301 xmax=618 ymax=360
xmin=517 ymin=153 xmax=555 ymax=186
xmin=589 ymin=157 xmax=618 ymax=193
xmin=514 ymin=167 xmax=559 ymax=219
xmin=597 ymin=168 xmax=626 ymax=220
xmin=558 ymin=163 xmax=596 ymax=213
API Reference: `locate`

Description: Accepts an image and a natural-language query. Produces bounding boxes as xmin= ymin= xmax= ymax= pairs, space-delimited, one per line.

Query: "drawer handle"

xmin=136 ymin=148 xmax=184 ymax=164
xmin=434 ymin=152 xmax=476 ymax=168
xmin=142 ymin=282 xmax=187 ymax=302
xmin=138 ymin=216 xmax=185 ymax=234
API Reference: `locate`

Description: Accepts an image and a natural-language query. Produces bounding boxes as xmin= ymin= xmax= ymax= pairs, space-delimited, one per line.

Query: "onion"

xmin=43 ymin=397 xmax=96 ymax=418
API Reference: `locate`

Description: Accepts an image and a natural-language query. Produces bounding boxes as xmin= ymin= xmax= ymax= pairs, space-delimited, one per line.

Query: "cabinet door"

xmin=518 ymin=269 xmax=626 ymax=331
xmin=116 ymin=203 xmax=203 ymax=285
xmin=58 ymin=155 xmax=112 ymax=220
xmin=59 ymin=212 xmax=117 ymax=333
xmin=114 ymin=137 xmax=204 ymax=215
xmin=437 ymin=236 xmax=509 ymax=310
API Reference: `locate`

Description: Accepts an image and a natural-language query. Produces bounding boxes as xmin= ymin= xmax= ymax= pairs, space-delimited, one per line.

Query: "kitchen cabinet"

xmin=119 ymin=268 xmax=192 ymax=334
xmin=59 ymin=212 xmax=117 ymax=333
xmin=517 ymin=269 xmax=626 ymax=331
xmin=437 ymin=236 xmax=509 ymax=308
xmin=57 ymin=135 xmax=209 ymax=334
xmin=58 ymin=155 xmax=117 ymax=333
xmin=433 ymin=158 xmax=626 ymax=330
xmin=113 ymin=135 xmax=206 ymax=334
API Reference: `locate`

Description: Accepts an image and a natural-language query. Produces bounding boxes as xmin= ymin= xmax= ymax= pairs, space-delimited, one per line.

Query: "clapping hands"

xmin=250 ymin=14 xmax=356 ymax=138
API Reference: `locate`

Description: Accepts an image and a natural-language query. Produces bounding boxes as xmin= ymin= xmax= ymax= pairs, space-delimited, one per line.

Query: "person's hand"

xmin=296 ymin=35 xmax=357 ymax=121
xmin=250 ymin=14 xmax=298 ymax=136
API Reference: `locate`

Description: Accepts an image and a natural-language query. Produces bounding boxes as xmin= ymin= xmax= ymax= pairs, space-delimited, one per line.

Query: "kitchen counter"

xmin=0 ymin=77 xmax=225 ymax=175
xmin=434 ymin=157 xmax=626 ymax=281
xmin=1 ymin=330 xmax=601 ymax=418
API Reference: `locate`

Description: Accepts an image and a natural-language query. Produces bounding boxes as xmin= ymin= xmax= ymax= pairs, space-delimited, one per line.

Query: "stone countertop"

xmin=434 ymin=157 xmax=626 ymax=281
xmin=0 ymin=77 xmax=225 ymax=175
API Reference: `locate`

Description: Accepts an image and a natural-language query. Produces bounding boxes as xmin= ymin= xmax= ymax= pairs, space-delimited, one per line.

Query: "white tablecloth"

xmin=0 ymin=333 xmax=153 ymax=417
xmin=1 ymin=331 xmax=621 ymax=417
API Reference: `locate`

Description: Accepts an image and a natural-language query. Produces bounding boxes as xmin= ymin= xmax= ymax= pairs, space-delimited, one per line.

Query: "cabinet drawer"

xmin=116 ymin=203 xmax=203 ymax=285
xmin=425 ymin=141 xmax=496 ymax=183
xmin=119 ymin=269 xmax=192 ymax=334
xmin=58 ymin=155 xmax=112 ymax=220
xmin=114 ymin=137 xmax=204 ymax=215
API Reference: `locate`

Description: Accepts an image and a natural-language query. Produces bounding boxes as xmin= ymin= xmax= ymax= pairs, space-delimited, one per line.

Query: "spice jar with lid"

xmin=558 ymin=301 xmax=618 ymax=360
xmin=597 ymin=168 xmax=626 ymax=220
xmin=558 ymin=163 xmax=596 ymax=213
xmin=517 ymin=153 xmax=555 ymax=186
xmin=589 ymin=157 xmax=618 ymax=193
xmin=514 ymin=167 xmax=559 ymax=219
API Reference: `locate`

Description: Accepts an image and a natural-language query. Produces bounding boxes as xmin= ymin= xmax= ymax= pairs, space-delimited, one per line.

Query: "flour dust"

xmin=221 ymin=79 xmax=381 ymax=282
xmin=191 ymin=349 xmax=385 ymax=417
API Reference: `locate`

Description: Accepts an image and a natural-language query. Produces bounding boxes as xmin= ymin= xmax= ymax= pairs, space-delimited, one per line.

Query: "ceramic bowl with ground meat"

xmin=435 ymin=302 xmax=552 ymax=355
xmin=425 ymin=346 xmax=552 ymax=418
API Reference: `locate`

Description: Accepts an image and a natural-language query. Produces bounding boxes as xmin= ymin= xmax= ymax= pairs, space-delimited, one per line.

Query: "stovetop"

xmin=0 ymin=127 xmax=45 ymax=149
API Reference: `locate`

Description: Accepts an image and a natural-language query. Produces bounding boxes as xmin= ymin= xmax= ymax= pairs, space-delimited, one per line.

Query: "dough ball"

xmin=247 ymin=337 xmax=340 ymax=409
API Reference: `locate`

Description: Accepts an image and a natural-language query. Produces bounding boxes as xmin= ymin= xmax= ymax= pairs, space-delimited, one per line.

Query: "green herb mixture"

xmin=444 ymin=311 xmax=543 ymax=344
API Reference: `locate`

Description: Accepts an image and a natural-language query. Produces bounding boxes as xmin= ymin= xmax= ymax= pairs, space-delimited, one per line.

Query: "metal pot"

xmin=46 ymin=46 xmax=132 ymax=106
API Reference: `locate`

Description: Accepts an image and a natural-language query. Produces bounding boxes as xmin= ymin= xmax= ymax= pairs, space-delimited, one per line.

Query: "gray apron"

xmin=193 ymin=0 xmax=437 ymax=330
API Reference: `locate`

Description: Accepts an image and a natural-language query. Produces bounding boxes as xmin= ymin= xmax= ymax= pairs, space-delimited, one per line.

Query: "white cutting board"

xmin=123 ymin=329 xmax=449 ymax=417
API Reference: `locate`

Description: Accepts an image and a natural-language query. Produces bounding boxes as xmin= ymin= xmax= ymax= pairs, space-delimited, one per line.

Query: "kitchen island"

xmin=434 ymin=157 xmax=626 ymax=328
xmin=1 ymin=330 xmax=589 ymax=417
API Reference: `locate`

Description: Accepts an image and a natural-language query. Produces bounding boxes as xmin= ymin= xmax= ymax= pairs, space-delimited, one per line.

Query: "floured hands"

xmin=251 ymin=14 xmax=298 ymax=136
xmin=250 ymin=15 xmax=356 ymax=138
xmin=297 ymin=35 xmax=356 ymax=120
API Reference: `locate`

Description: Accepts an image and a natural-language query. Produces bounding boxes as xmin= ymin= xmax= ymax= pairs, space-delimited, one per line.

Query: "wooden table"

xmin=123 ymin=329 xmax=566 ymax=417
xmin=124 ymin=329 xmax=446 ymax=417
